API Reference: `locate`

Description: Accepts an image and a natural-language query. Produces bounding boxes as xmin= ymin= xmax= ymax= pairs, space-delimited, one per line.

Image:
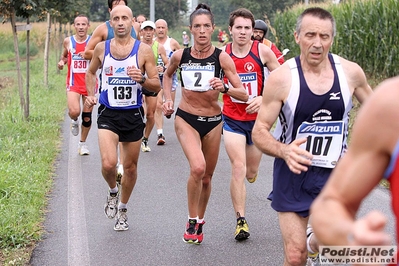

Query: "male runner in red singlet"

xmin=58 ymin=14 xmax=93 ymax=156
xmin=221 ymin=8 xmax=280 ymax=241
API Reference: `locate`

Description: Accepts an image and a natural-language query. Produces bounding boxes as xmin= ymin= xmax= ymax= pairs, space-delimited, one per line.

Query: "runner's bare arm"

xmin=57 ymin=37 xmax=69 ymax=70
xmin=253 ymin=65 xmax=313 ymax=174
xmin=83 ymin=23 xmax=107 ymax=60
xmin=134 ymin=43 xmax=161 ymax=94
xmin=219 ymin=51 xmax=248 ymax=102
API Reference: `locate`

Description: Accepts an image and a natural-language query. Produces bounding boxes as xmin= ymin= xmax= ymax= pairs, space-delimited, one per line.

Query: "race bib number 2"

xmin=180 ymin=64 xmax=215 ymax=92
xmin=296 ymin=121 xmax=344 ymax=168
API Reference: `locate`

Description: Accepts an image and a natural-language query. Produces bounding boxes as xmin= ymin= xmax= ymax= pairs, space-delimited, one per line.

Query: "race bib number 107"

xmin=296 ymin=121 xmax=344 ymax=168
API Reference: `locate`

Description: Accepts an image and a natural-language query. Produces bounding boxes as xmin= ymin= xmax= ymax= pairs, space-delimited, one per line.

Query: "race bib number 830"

xmin=71 ymin=54 xmax=89 ymax=73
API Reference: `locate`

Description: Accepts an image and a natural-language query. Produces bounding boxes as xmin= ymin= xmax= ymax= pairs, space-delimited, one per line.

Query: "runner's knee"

xmin=81 ymin=112 xmax=92 ymax=128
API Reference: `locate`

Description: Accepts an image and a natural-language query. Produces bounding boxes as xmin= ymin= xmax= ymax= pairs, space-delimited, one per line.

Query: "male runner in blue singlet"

xmin=83 ymin=0 xmax=140 ymax=181
xmin=85 ymin=6 xmax=161 ymax=231
xmin=252 ymin=7 xmax=373 ymax=266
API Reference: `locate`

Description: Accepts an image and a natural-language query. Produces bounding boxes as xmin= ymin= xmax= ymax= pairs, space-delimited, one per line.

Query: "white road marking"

xmin=68 ymin=133 xmax=90 ymax=266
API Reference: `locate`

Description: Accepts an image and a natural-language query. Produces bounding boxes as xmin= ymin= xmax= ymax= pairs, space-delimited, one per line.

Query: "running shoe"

xmin=157 ymin=134 xmax=166 ymax=145
xmin=104 ymin=190 xmax=119 ymax=219
xmin=246 ymin=173 xmax=258 ymax=183
xmin=70 ymin=119 xmax=79 ymax=136
xmin=235 ymin=217 xmax=250 ymax=241
xmin=114 ymin=208 xmax=129 ymax=231
xmin=116 ymin=164 xmax=123 ymax=185
xmin=141 ymin=137 xmax=151 ymax=152
xmin=183 ymin=219 xmax=197 ymax=244
xmin=306 ymin=224 xmax=320 ymax=266
xmin=306 ymin=254 xmax=320 ymax=266
xmin=78 ymin=142 xmax=90 ymax=156
xmin=196 ymin=220 xmax=205 ymax=244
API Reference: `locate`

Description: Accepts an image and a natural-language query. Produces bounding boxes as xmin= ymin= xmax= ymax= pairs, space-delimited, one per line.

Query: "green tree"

xmin=87 ymin=0 xmax=188 ymax=27
xmin=207 ymin=0 xmax=239 ymax=27
xmin=221 ymin=0 xmax=299 ymax=23
xmin=0 ymin=0 xmax=45 ymax=119
xmin=89 ymin=0 xmax=111 ymax=22
xmin=0 ymin=0 xmax=90 ymax=119
xmin=193 ymin=0 xmax=296 ymax=30
xmin=130 ymin=0 xmax=188 ymax=27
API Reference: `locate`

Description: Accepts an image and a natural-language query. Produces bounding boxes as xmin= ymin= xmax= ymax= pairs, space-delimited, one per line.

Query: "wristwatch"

xmin=138 ymin=74 xmax=146 ymax=84
xmin=222 ymin=83 xmax=229 ymax=93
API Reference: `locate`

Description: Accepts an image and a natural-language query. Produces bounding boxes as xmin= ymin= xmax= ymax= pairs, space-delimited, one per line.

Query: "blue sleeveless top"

xmin=99 ymin=39 xmax=142 ymax=110
xmin=268 ymin=53 xmax=353 ymax=215
xmin=105 ymin=20 xmax=137 ymax=40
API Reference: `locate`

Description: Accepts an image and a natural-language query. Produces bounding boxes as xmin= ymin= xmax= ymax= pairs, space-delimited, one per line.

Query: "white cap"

xmin=141 ymin=20 xmax=155 ymax=30
xmin=183 ymin=31 xmax=186 ymax=34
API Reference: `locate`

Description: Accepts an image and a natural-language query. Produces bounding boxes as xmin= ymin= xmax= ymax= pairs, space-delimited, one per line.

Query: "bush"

xmin=0 ymin=33 xmax=39 ymax=59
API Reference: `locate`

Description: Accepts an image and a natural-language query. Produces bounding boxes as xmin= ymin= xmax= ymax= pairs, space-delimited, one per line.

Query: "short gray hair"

xmin=296 ymin=7 xmax=336 ymax=38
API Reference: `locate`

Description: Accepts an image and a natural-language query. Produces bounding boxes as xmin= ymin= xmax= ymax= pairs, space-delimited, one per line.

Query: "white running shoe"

xmin=306 ymin=254 xmax=320 ymax=266
xmin=141 ymin=138 xmax=151 ymax=152
xmin=78 ymin=142 xmax=90 ymax=156
xmin=116 ymin=164 xmax=123 ymax=185
xmin=70 ymin=119 xmax=79 ymax=136
xmin=114 ymin=208 xmax=129 ymax=231
xmin=306 ymin=224 xmax=320 ymax=266
xmin=104 ymin=190 xmax=119 ymax=219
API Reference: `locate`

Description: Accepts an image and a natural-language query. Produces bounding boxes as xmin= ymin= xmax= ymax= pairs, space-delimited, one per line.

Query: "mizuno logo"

xmin=115 ymin=67 xmax=125 ymax=73
xmin=299 ymin=122 xmax=343 ymax=134
xmin=329 ymin=91 xmax=341 ymax=100
xmin=197 ymin=116 xmax=221 ymax=122
xmin=239 ymin=73 xmax=256 ymax=81
xmin=108 ymin=77 xmax=135 ymax=85
xmin=301 ymin=125 xmax=341 ymax=133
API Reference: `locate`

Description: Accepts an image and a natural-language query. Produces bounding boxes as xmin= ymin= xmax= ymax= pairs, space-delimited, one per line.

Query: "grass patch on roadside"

xmin=0 ymin=33 xmax=39 ymax=61
xmin=0 ymin=54 xmax=66 ymax=265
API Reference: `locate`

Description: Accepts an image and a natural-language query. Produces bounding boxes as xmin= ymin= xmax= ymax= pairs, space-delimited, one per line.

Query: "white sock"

xmin=307 ymin=232 xmax=316 ymax=254
xmin=157 ymin=129 xmax=163 ymax=135
xmin=197 ymin=218 xmax=204 ymax=224
xmin=188 ymin=216 xmax=198 ymax=221
xmin=109 ymin=186 xmax=118 ymax=194
xmin=118 ymin=202 xmax=127 ymax=210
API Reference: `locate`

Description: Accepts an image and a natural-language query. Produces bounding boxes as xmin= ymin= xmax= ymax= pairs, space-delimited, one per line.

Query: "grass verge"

xmin=0 ymin=54 xmax=66 ymax=265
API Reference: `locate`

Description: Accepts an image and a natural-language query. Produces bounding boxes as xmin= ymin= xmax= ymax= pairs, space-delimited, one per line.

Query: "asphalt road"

xmin=30 ymin=88 xmax=396 ymax=266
